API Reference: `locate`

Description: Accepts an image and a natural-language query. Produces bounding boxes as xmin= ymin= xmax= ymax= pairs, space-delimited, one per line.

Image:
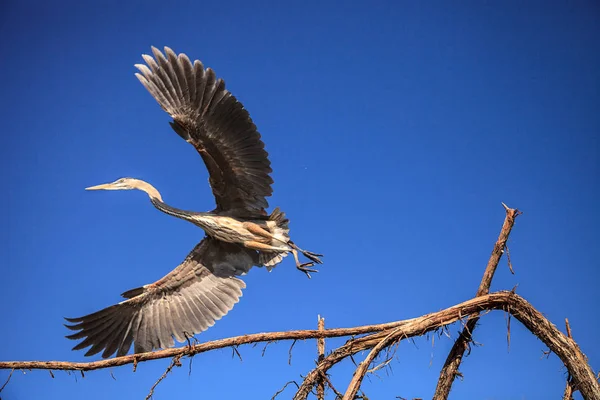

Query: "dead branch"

xmin=1 ymin=291 xmax=597 ymax=399
xmin=562 ymin=318 xmax=577 ymax=400
xmin=2 ymin=203 xmax=593 ymax=399
xmin=292 ymin=291 xmax=598 ymax=400
xmin=317 ymin=316 xmax=326 ymax=400
xmin=433 ymin=204 xmax=521 ymax=399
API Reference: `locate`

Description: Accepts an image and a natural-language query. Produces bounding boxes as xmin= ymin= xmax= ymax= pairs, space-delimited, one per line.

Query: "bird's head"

xmin=85 ymin=177 xmax=142 ymax=191
xmin=85 ymin=177 xmax=162 ymax=200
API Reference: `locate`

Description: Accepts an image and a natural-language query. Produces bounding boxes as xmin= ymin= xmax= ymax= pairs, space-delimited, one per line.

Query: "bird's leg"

xmin=244 ymin=240 xmax=288 ymax=252
xmin=184 ymin=332 xmax=199 ymax=353
xmin=291 ymin=248 xmax=318 ymax=279
xmin=243 ymin=222 xmax=274 ymax=239
xmin=244 ymin=240 xmax=318 ymax=278
xmin=289 ymin=241 xmax=324 ymax=265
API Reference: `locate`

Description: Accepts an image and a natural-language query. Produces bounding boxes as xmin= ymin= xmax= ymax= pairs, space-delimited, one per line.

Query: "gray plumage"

xmin=66 ymin=47 xmax=322 ymax=359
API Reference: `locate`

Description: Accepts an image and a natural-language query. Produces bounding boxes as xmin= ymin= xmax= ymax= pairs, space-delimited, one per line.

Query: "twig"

xmin=433 ymin=203 xmax=521 ymax=400
xmin=317 ymin=315 xmax=326 ymax=400
xmin=505 ymin=244 xmax=515 ymax=274
xmin=232 ymin=346 xmax=243 ymax=362
xmin=262 ymin=341 xmax=273 ymax=357
xmin=321 ymin=372 xmax=344 ymax=398
xmin=271 ymin=380 xmax=300 ymax=400
xmin=368 ymin=353 xmax=394 ymax=374
xmin=289 ymin=340 xmax=297 ymax=366
xmin=505 ymin=306 xmax=512 ymax=352
xmin=0 ymin=369 xmax=14 ymax=393
xmin=145 ymin=354 xmax=182 ymax=400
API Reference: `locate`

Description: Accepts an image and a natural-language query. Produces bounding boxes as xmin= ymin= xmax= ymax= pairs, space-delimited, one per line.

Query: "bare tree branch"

xmin=562 ymin=318 xmax=577 ymax=400
xmin=434 ymin=204 xmax=521 ymax=399
xmin=2 ymin=205 xmax=597 ymax=399
xmin=342 ymin=327 xmax=404 ymax=400
xmin=1 ymin=292 xmax=597 ymax=399
xmin=292 ymin=292 xmax=599 ymax=400
xmin=317 ymin=315 xmax=326 ymax=400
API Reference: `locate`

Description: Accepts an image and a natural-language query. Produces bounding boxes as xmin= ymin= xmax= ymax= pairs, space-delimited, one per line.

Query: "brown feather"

xmin=135 ymin=46 xmax=273 ymax=216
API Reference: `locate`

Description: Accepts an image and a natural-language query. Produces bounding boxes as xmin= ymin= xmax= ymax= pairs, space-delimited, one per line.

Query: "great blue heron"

xmin=65 ymin=47 xmax=322 ymax=359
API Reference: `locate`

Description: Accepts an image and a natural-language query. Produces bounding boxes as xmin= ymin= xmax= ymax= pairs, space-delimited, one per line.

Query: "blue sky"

xmin=1 ymin=1 xmax=598 ymax=399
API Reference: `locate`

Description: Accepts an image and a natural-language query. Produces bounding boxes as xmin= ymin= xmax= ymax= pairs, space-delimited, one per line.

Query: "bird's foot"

xmin=302 ymin=250 xmax=324 ymax=265
xmin=297 ymin=262 xmax=318 ymax=279
xmin=184 ymin=332 xmax=200 ymax=354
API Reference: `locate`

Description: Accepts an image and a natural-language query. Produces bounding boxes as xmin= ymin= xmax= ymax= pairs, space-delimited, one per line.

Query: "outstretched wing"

xmin=135 ymin=46 xmax=273 ymax=216
xmin=65 ymin=238 xmax=258 ymax=358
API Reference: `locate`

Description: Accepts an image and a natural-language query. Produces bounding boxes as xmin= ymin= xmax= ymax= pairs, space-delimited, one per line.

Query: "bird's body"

xmin=145 ymin=180 xmax=297 ymax=266
xmin=65 ymin=47 xmax=322 ymax=358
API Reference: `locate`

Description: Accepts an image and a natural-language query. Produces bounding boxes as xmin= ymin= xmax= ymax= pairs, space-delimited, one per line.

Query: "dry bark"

xmin=2 ymin=204 xmax=597 ymax=399
xmin=291 ymin=291 xmax=599 ymax=400
xmin=2 ymin=292 xmax=596 ymax=399
xmin=316 ymin=316 xmax=326 ymax=400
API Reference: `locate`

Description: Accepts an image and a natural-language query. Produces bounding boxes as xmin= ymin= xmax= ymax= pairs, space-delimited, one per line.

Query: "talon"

xmin=297 ymin=262 xmax=318 ymax=279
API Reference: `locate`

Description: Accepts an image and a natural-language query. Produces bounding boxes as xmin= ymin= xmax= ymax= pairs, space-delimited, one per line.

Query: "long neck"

xmin=150 ymin=197 xmax=210 ymax=222
xmin=134 ymin=180 xmax=211 ymax=223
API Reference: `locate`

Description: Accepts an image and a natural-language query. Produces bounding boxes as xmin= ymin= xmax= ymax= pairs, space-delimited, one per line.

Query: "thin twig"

xmin=505 ymin=306 xmax=512 ymax=352
xmin=232 ymin=346 xmax=243 ymax=362
xmin=288 ymin=340 xmax=297 ymax=366
xmin=505 ymin=244 xmax=515 ymax=274
xmin=321 ymin=372 xmax=344 ymax=398
xmin=262 ymin=341 xmax=273 ymax=357
xmin=271 ymin=380 xmax=300 ymax=400
xmin=0 ymin=369 xmax=14 ymax=393
xmin=367 ymin=355 xmax=394 ymax=374
xmin=145 ymin=354 xmax=182 ymax=400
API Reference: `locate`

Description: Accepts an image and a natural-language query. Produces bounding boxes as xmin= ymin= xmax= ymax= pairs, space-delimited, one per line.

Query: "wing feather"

xmin=65 ymin=238 xmax=257 ymax=358
xmin=135 ymin=46 xmax=273 ymax=215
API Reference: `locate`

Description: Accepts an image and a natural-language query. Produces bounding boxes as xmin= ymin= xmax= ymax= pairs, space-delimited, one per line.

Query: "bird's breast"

xmin=194 ymin=215 xmax=255 ymax=244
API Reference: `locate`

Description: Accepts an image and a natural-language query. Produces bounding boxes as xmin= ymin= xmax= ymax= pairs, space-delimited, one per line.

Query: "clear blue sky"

xmin=1 ymin=1 xmax=598 ymax=399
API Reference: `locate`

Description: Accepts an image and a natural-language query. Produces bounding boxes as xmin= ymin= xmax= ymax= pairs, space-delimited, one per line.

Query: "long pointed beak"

xmin=85 ymin=183 xmax=114 ymax=191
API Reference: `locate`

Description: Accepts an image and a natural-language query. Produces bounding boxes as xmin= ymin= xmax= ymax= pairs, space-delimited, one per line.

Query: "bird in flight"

xmin=65 ymin=46 xmax=322 ymax=359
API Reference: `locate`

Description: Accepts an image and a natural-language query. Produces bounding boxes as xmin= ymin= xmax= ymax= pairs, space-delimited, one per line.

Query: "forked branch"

xmin=433 ymin=204 xmax=521 ymax=399
xmin=1 ymin=205 xmax=597 ymax=399
xmin=1 ymin=292 xmax=597 ymax=399
xmin=291 ymin=292 xmax=599 ymax=400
